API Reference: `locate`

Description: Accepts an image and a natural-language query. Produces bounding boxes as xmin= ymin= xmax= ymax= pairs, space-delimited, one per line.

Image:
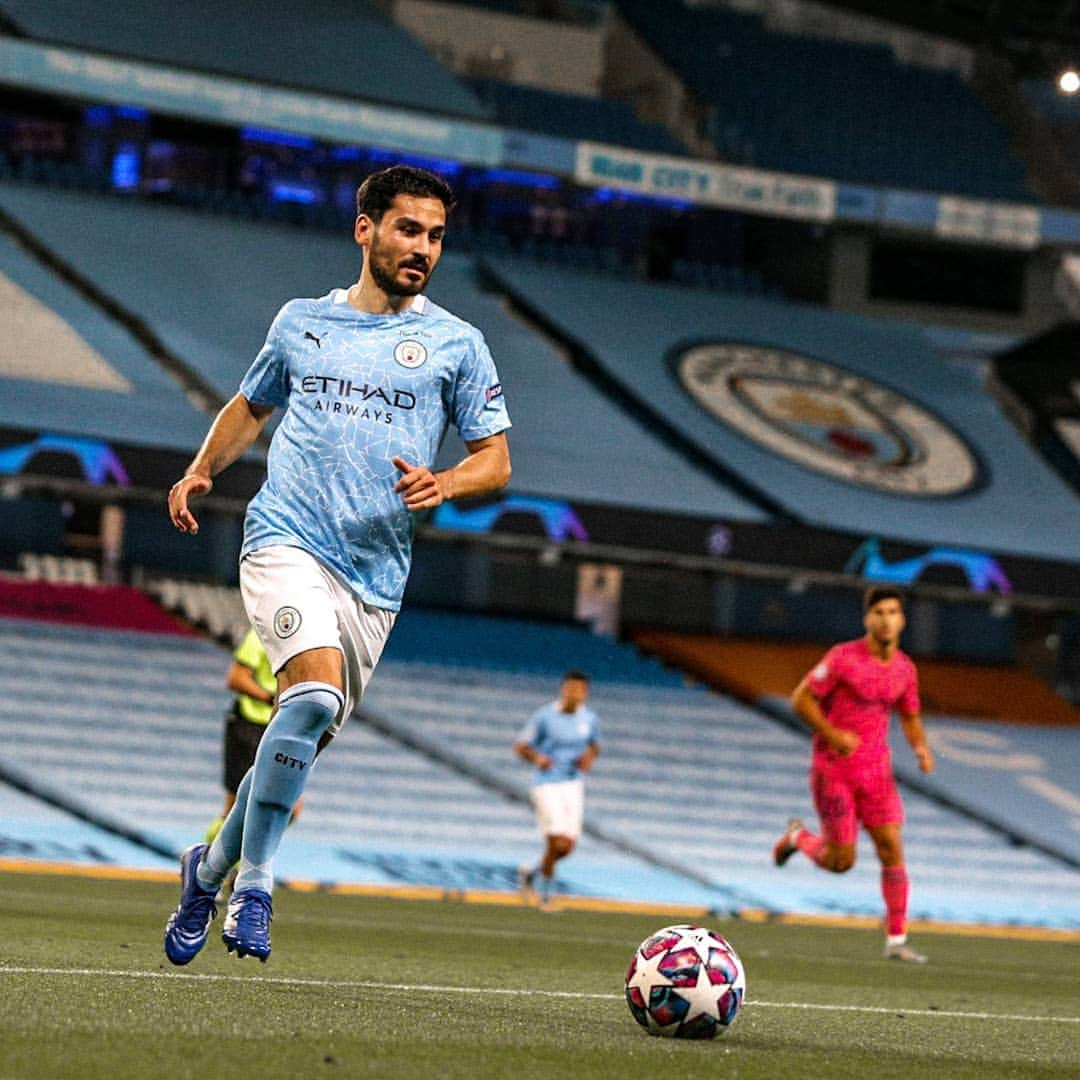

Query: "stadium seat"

xmin=469 ymin=77 xmax=688 ymax=156
xmin=0 ymin=0 xmax=487 ymax=119
xmin=0 ymin=220 xmax=217 ymax=453
xmin=0 ymin=184 xmax=767 ymax=521
xmin=0 ymin=610 xmax=1074 ymax=923
xmin=614 ymin=0 xmax=1031 ymax=200
xmin=18 ymin=553 xmax=99 ymax=585
xmin=482 ymin=256 xmax=1080 ymax=560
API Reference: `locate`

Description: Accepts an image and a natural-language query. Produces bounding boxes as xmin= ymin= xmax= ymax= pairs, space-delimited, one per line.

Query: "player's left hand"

xmin=393 ymin=457 xmax=450 ymax=511
xmin=914 ymin=744 xmax=934 ymax=774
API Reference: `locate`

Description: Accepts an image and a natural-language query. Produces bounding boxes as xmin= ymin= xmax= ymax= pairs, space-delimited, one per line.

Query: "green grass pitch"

xmin=0 ymin=871 xmax=1077 ymax=1079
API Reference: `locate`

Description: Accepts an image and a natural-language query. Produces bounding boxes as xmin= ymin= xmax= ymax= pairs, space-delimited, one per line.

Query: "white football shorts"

xmin=531 ymin=778 xmax=586 ymax=840
xmin=240 ymin=544 xmax=396 ymax=737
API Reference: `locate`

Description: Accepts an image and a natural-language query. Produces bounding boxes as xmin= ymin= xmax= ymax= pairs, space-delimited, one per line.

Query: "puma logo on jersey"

xmin=304 ymin=330 xmax=326 ymax=348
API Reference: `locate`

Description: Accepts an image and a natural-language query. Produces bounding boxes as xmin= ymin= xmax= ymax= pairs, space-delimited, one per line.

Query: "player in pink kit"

xmin=773 ymin=587 xmax=934 ymax=962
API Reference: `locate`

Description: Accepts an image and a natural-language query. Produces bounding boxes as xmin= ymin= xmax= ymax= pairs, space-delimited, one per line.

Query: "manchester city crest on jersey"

xmin=273 ymin=606 xmax=302 ymax=639
xmin=673 ymin=343 xmax=980 ymax=497
xmin=394 ymin=340 xmax=428 ymax=369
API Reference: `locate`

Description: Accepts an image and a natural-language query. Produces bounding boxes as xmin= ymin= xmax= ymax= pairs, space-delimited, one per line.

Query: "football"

xmin=625 ymin=924 xmax=746 ymax=1039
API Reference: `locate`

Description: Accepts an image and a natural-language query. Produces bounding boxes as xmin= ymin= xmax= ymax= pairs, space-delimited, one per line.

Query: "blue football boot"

xmin=222 ymin=888 xmax=273 ymax=961
xmin=164 ymin=843 xmax=219 ymax=965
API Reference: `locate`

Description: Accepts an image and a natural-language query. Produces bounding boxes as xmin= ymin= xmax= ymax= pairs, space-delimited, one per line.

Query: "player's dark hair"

xmin=355 ymin=165 xmax=456 ymax=221
xmin=863 ymin=586 xmax=904 ymax=612
xmin=563 ymin=670 xmax=590 ymax=683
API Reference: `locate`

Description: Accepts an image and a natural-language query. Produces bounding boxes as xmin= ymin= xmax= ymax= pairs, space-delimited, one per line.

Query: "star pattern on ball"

xmin=627 ymin=944 xmax=675 ymax=1003
xmin=680 ymin=957 xmax=727 ymax=1025
xmin=681 ymin=929 xmax=716 ymax=964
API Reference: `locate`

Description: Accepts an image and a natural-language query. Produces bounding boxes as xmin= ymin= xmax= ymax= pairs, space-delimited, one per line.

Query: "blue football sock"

xmin=197 ymin=768 xmax=254 ymax=891
xmin=233 ymin=681 xmax=343 ymax=894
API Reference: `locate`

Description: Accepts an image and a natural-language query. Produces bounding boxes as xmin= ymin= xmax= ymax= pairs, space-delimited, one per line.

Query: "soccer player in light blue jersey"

xmin=514 ymin=671 xmax=599 ymax=911
xmin=163 ymin=165 xmax=511 ymax=964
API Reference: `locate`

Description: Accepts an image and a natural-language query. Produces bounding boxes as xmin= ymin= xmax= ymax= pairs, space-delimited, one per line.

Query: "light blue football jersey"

xmin=517 ymin=701 xmax=600 ymax=785
xmin=240 ymin=289 xmax=510 ymax=609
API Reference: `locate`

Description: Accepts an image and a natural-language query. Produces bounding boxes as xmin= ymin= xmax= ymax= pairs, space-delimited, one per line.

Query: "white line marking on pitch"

xmin=1 ymin=966 xmax=1078 ymax=1025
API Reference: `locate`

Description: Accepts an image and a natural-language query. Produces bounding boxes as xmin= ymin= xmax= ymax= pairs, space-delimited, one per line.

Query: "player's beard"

xmin=367 ymin=234 xmax=430 ymax=298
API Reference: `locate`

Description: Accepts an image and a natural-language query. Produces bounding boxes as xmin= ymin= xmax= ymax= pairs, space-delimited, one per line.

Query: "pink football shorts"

xmin=810 ymin=756 xmax=904 ymax=846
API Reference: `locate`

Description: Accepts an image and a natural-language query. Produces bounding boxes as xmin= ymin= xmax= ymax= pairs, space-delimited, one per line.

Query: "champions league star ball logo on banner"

xmin=674 ymin=344 xmax=981 ymax=497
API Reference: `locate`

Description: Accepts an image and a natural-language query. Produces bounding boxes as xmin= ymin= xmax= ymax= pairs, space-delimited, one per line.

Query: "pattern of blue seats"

xmin=384 ymin=607 xmax=686 ymax=684
xmin=0 ymin=616 xmax=713 ymax=904
xmin=0 ymin=184 xmax=345 ymax=401
xmin=0 ymin=0 xmax=486 ymax=120
xmin=423 ymin=253 xmax=767 ymax=519
xmin=0 ymin=229 xmax=214 ymax=452
xmin=483 ymin=257 xmax=1080 ymax=560
xmin=367 ymin=614 xmax=1080 ymax=926
xmin=470 ymin=78 xmax=686 ymax=155
xmin=0 ymin=183 xmax=766 ymax=520
xmin=1 ymin=613 xmax=1075 ymax=923
xmin=0 ymin=617 xmax=533 ymax=850
xmin=616 ymin=1 xmax=1029 ymax=200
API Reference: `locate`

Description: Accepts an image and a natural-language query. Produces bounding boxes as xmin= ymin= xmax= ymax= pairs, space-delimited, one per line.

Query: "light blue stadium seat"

xmin=483 ymin=256 xmax=1080 ymax=560
xmin=361 ymin=647 xmax=1080 ymax=925
xmin=384 ymin=608 xmax=686 ymax=684
xmin=615 ymin=0 xmax=1031 ymax=200
xmin=0 ymin=183 xmax=768 ymax=520
xmin=470 ymin=77 xmax=687 ymax=156
xmin=0 ymin=225 xmax=215 ymax=451
xmin=0 ymin=0 xmax=486 ymax=119
xmin=2 ymin=613 xmax=1074 ymax=921
xmin=0 ymin=616 xmax=723 ymax=905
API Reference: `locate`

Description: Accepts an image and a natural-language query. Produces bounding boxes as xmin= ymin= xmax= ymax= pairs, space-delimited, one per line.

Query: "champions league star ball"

xmin=625 ymin=924 xmax=746 ymax=1039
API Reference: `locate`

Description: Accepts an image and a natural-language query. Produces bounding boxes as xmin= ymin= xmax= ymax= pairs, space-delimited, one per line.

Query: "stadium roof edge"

xmin=4 ymin=33 xmax=1080 ymax=247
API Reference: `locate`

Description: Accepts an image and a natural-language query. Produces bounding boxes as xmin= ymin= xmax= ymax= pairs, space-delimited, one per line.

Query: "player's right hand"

xmin=169 ymin=473 xmax=212 ymax=535
xmin=828 ymin=729 xmax=860 ymax=756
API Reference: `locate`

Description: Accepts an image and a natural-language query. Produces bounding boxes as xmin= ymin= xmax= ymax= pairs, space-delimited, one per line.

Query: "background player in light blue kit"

xmin=164 ymin=165 xmax=511 ymax=963
xmin=514 ymin=671 xmax=599 ymax=910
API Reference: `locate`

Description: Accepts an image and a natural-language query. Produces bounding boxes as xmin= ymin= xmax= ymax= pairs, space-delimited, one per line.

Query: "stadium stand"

xmin=469 ymin=77 xmax=687 ymax=155
xmin=613 ymin=0 xmax=1030 ymax=200
xmin=0 ymin=228 xmax=212 ymax=451
xmin=366 ymin=609 xmax=1080 ymax=925
xmin=0 ymin=613 xmax=717 ymax=906
xmin=18 ymin=554 xmax=99 ymax=586
xmin=631 ymin=633 xmax=1080 ymax=728
xmin=484 ymin=256 xmax=1080 ymax=560
xmin=0 ymin=182 xmax=768 ymax=520
xmin=144 ymin=577 xmax=249 ymax=646
xmin=384 ymin=607 xmax=686 ymax=684
xmin=1 ymin=604 xmax=1075 ymax=923
xmin=0 ymin=782 xmax=177 ymax=870
xmin=0 ymin=135 xmax=777 ymax=299
xmin=631 ymin=630 xmax=1080 ymax=865
xmin=0 ymin=184 xmax=341 ymax=401
xmin=0 ymin=0 xmax=487 ymax=120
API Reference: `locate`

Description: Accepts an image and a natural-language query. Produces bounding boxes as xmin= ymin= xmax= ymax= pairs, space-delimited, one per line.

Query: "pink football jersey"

xmin=806 ymin=638 xmax=919 ymax=764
